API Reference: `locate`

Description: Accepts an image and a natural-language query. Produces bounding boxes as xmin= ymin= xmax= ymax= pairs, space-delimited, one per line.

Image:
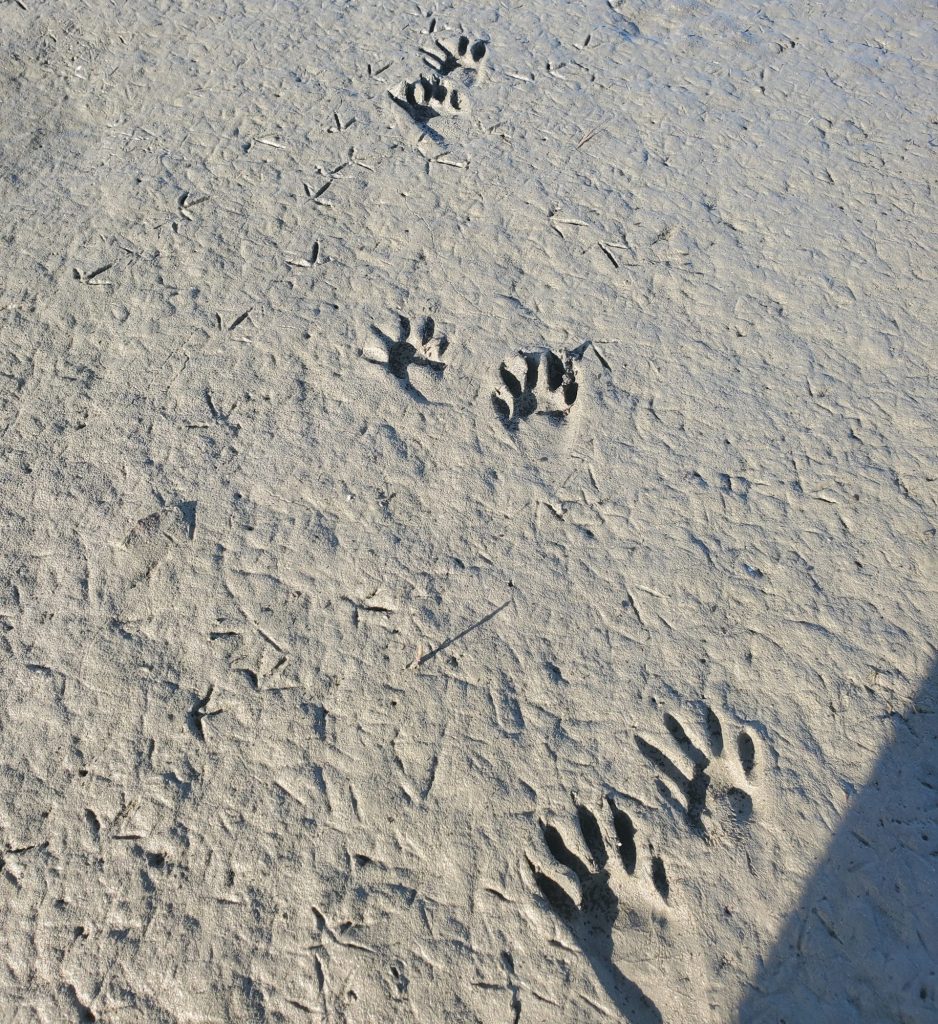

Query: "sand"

xmin=0 ymin=0 xmax=935 ymax=1021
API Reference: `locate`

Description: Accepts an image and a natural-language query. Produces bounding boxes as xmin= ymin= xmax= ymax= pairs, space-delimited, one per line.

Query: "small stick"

xmin=413 ymin=596 xmax=514 ymax=668
xmin=598 ymin=243 xmax=619 ymax=268
xmin=576 ymin=122 xmax=607 ymax=149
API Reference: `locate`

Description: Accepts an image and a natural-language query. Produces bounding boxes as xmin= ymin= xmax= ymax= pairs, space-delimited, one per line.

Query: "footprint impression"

xmin=636 ymin=705 xmax=760 ymax=841
xmin=420 ymin=35 xmax=488 ymax=81
xmin=363 ymin=314 xmax=450 ymax=402
xmin=528 ymin=797 xmax=706 ymax=1023
xmin=493 ymin=347 xmax=581 ymax=429
xmin=110 ymin=502 xmax=197 ymax=596
xmin=395 ymin=74 xmax=465 ymax=119
xmin=392 ymin=34 xmax=488 ymax=122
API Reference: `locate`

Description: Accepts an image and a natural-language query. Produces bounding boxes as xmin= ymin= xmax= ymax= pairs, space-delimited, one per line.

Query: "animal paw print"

xmin=364 ymin=314 xmax=449 ymax=401
xmin=114 ymin=501 xmax=197 ymax=591
xmin=394 ymin=74 xmax=465 ymax=119
xmin=493 ymin=348 xmax=579 ymax=428
xmin=636 ymin=705 xmax=759 ymax=840
xmin=421 ymin=36 xmax=488 ymax=78
xmin=528 ymin=797 xmax=697 ymax=1023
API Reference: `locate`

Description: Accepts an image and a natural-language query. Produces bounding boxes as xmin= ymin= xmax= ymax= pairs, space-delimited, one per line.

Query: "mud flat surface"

xmin=0 ymin=1 xmax=935 ymax=1021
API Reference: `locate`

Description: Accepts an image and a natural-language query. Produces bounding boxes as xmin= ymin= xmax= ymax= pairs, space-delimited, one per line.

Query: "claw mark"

xmin=607 ymin=797 xmax=637 ymax=874
xmin=737 ymin=731 xmax=756 ymax=775
xmin=650 ymin=855 xmax=669 ymax=900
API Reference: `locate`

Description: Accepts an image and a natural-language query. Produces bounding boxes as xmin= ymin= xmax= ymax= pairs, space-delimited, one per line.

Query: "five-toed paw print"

xmin=364 ymin=314 xmax=450 ymax=401
xmin=493 ymin=348 xmax=580 ymax=428
xmin=527 ymin=796 xmax=701 ymax=1023
xmin=392 ymin=74 xmax=465 ymax=119
xmin=421 ymin=36 xmax=488 ymax=79
xmin=636 ymin=705 xmax=759 ymax=840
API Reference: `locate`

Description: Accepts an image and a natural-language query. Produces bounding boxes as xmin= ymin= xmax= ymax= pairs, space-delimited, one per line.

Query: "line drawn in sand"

xmin=410 ymin=595 xmax=514 ymax=668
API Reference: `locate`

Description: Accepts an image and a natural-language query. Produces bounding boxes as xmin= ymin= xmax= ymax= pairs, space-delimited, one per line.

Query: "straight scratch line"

xmin=415 ymin=597 xmax=514 ymax=667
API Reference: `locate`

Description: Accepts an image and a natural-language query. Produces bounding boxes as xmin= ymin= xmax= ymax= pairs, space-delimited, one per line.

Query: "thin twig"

xmin=414 ymin=597 xmax=514 ymax=667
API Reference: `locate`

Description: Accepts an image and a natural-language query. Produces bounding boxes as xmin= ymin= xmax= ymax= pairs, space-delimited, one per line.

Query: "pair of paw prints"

xmin=363 ymin=313 xmax=586 ymax=427
xmin=391 ymin=35 xmax=488 ymax=121
xmin=529 ymin=705 xmax=762 ymax=1018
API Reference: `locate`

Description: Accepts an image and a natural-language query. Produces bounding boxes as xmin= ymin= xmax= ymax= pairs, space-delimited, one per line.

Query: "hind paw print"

xmin=527 ymin=796 xmax=702 ymax=1023
xmin=493 ymin=348 xmax=579 ymax=428
xmin=636 ymin=705 xmax=759 ymax=840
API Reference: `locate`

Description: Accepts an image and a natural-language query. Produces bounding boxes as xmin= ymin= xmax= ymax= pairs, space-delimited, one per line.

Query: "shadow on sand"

xmin=740 ymin=657 xmax=938 ymax=1023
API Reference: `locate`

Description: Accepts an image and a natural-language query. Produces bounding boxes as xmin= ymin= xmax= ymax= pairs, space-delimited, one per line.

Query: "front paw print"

xmin=363 ymin=314 xmax=449 ymax=401
xmin=527 ymin=797 xmax=701 ymax=1023
xmin=493 ymin=348 xmax=579 ymax=428
xmin=421 ymin=35 xmax=488 ymax=79
xmin=636 ymin=705 xmax=759 ymax=840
